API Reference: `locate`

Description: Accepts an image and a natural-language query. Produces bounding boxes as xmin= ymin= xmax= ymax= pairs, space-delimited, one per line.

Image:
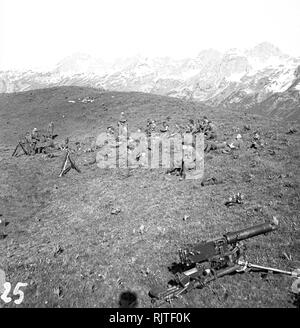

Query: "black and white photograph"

xmin=0 ymin=0 xmax=299 ymax=314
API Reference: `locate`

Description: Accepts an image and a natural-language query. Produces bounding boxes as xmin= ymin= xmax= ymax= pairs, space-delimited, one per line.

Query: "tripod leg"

xmin=19 ymin=142 xmax=29 ymax=155
xmin=12 ymin=143 xmax=20 ymax=157
xmin=59 ymin=155 xmax=69 ymax=177
xmin=180 ymin=159 xmax=186 ymax=179
xmin=60 ymin=152 xmax=69 ymax=171
xmin=62 ymin=166 xmax=72 ymax=176
xmin=68 ymin=154 xmax=81 ymax=173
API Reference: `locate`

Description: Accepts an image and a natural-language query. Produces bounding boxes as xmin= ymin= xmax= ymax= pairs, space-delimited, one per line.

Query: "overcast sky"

xmin=1 ymin=0 xmax=300 ymax=70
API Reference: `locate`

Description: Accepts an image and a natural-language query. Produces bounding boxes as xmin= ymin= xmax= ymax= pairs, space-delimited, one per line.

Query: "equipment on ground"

xmin=59 ymin=150 xmax=81 ymax=177
xmin=149 ymin=217 xmax=299 ymax=305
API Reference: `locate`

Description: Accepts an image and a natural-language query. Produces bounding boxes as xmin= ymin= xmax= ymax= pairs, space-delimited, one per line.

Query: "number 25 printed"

xmin=1 ymin=282 xmax=28 ymax=305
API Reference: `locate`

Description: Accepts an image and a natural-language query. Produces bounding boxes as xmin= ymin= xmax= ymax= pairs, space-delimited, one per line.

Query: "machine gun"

xmin=149 ymin=217 xmax=300 ymax=305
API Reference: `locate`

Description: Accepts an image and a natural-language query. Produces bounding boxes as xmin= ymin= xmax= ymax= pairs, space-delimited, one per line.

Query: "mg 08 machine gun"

xmin=149 ymin=217 xmax=300 ymax=305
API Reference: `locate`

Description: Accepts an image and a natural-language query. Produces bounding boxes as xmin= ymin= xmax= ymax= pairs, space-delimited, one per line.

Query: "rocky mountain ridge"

xmin=1 ymin=42 xmax=299 ymax=119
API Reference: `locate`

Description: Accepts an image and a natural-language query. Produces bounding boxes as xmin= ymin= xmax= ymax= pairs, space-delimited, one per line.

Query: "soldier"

xmin=205 ymin=120 xmax=218 ymax=140
xmin=24 ymin=132 xmax=32 ymax=144
xmin=191 ymin=119 xmax=203 ymax=135
xmin=145 ymin=119 xmax=151 ymax=137
xmin=151 ymin=120 xmax=157 ymax=131
xmin=195 ymin=117 xmax=206 ymax=133
xmin=195 ymin=119 xmax=202 ymax=132
xmin=118 ymin=112 xmax=128 ymax=137
xmin=31 ymin=128 xmax=39 ymax=140
xmin=47 ymin=122 xmax=54 ymax=138
xmin=250 ymin=132 xmax=263 ymax=149
xmin=23 ymin=132 xmax=34 ymax=155
xmin=205 ymin=133 xmax=244 ymax=154
xmin=204 ymin=141 xmax=226 ymax=153
xmin=64 ymin=137 xmax=70 ymax=148
xmin=107 ymin=126 xmax=115 ymax=135
xmin=253 ymin=132 xmax=260 ymax=140
xmin=160 ymin=121 xmax=169 ymax=133
xmin=186 ymin=119 xmax=195 ymax=133
xmin=118 ymin=112 xmax=127 ymax=125
xmin=202 ymin=117 xmax=210 ymax=132
xmin=190 ymin=120 xmax=197 ymax=135
xmin=145 ymin=119 xmax=156 ymax=137
xmin=30 ymin=128 xmax=40 ymax=153
xmin=58 ymin=137 xmax=70 ymax=151
xmin=175 ymin=123 xmax=181 ymax=133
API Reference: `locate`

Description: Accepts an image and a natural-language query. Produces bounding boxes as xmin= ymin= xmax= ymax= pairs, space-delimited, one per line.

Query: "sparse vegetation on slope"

xmin=0 ymin=87 xmax=299 ymax=308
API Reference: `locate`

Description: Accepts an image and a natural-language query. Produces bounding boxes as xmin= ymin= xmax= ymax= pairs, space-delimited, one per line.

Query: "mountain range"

xmin=1 ymin=42 xmax=299 ymax=120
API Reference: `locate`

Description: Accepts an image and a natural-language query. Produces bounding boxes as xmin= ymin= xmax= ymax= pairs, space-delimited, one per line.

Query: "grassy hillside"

xmin=0 ymin=87 xmax=299 ymax=308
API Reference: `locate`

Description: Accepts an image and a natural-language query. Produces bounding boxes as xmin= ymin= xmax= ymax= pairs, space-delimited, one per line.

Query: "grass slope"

xmin=0 ymin=86 xmax=299 ymax=308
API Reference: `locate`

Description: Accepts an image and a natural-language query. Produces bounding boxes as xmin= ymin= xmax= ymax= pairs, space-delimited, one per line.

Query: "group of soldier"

xmin=144 ymin=116 xmax=217 ymax=139
xmin=108 ymin=112 xmax=223 ymax=157
xmin=11 ymin=111 xmax=255 ymax=181
xmin=13 ymin=110 xmax=248 ymax=160
xmin=143 ymin=114 xmax=246 ymax=156
xmin=15 ymin=112 xmax=245 ymax=159
xmin=13 ymin=122 xmax=56 ymax=156
xmin=113 ymin=113 xmax=218 ymax=142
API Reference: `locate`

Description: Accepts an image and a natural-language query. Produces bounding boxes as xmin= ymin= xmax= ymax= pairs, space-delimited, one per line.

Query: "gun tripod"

xmin=59 ymin=150 xmax=81 ymax=177
xmin=12 ymin=142 xmax=29 ymax=156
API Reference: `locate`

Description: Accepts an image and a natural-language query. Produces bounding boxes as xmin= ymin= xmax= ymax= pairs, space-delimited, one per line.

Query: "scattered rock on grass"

xmin=53 ymin=286 xmax=63 ymax=298
xmin=117 ymin=278 xmax=124 ymax=286
xmin=111 ymin=208 xmax=121 ymax=215
xmin=183 ymin=215 xmax=190 ymax=221
xmin=286 ymin=127 xmax=297 ymax=134
xmin=225 ymin=192 xmax=244 ymax=207
xmin=53 ymin=245 xmax=64 ymax=257
xmin=139 ymin=225 xmax=145 ymax=234
xmin=141 ymin=267 xmax=150 ymax=277
xmin=201 ymin=177 xmax=223 ymax=186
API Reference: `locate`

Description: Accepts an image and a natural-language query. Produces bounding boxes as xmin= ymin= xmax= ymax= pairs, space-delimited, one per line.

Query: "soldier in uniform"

xmin=47 ymin=122 xmax=54 ymax=138
xmin=186 ymin=119 xmax=195 ymax=133
xmin=204 ymin=141 xmax=226 ymax=153
xmin=118 ymin=112 xmax=128 ymax=138
xmin=107 ymin=126 xmax=115 ymax=135
xmin=145 ymin=119 xmax=157 ymax=137
xmin=24 ymin=132 xmax=32 ymax=144
xmin=30 ymin=128 xmax=40 ymax=153
xmin=200 ymin=117 xmax=209 ymax=130
xmin=118 ymin=112 xmax=127 ymax=125
xmin=250 ymin=132 xmax=263 ymax=149
xmin=146 ymin=119 xmax=152 ymax=137
xmin=205 ymin=134 xmax=243 ymax=154
xmin=64 ymin=137 xmax=70 ymax=149
xmin=31 ymin=128 xmax=39 ymax=140
xmin=151 ymin=120 xmax=157 ymax=131
xmin=160 ymin=121 xmax=169 ymax=133
xmin=205 ymin=120 xmax=218 ymax=140
xmin=195 ymin=119 xmax=202 ymax=133
xmin=23 ymin=132 xmax=34 ymax=155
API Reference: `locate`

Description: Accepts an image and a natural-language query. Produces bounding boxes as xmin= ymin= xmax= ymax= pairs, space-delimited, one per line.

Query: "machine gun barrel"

xmin=179 ymin=218 xmax=279 ymax=266
xmin=224 ymin=217 xmax=279 ymax=244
